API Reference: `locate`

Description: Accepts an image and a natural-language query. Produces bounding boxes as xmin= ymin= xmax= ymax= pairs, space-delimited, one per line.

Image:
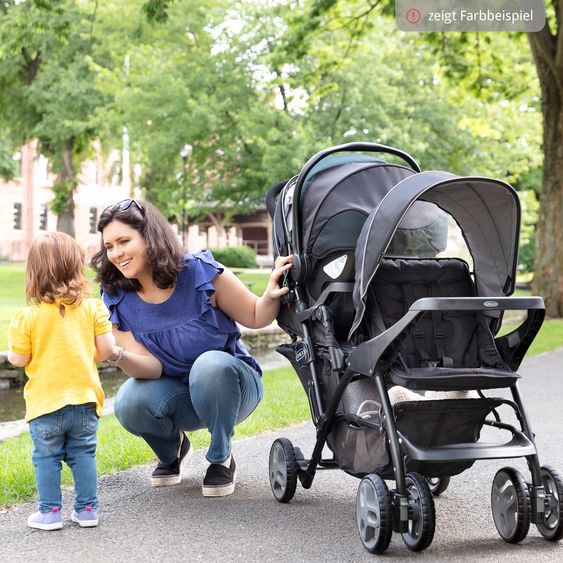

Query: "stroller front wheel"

xmin=269 ymin=438 xmax=298 ymax=503
xmin=356 ymin=474 xmax=393 ymax=554
xmin=536 ymin=465 xmax=563 ymax=541
xmin=491 ymin=467 xmax=531 ymax=543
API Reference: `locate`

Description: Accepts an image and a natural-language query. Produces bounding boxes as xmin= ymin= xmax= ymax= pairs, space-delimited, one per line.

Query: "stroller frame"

xmin=267 ymin=143 xmax=562 ymax=553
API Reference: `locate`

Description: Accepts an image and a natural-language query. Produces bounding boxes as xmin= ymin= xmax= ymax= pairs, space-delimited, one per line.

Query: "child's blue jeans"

xmin=29 ymin=403 xmax=99 ymax=513
xmin=114 ymin=350 xmax=264 ymax=465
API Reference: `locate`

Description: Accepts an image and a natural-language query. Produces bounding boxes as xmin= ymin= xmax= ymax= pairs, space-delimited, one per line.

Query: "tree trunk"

xmin=208 ymin=212 xmax=227 ymax=244
xmin=531 ymin=91 xmax=563 ymax=317
xmin=528 ymin=23 xmax=563 ymax=317
xmin=56 ymin=140 xmax=76 ymax=237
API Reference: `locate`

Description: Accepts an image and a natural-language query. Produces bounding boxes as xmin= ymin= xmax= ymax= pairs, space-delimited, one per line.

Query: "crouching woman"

xmin=91 ymin=199 xmax=291 ymax=496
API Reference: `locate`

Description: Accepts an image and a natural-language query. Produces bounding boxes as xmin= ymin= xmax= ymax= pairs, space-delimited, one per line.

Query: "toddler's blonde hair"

xmin=26 ymin=232 xmax=90 ymax=305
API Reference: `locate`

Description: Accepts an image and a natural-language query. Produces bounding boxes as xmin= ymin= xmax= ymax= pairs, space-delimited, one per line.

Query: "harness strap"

xmin=431 ymin=282 xmax=454 ymax=368
xmin=401 ymin=282 xmax=432 ymax=363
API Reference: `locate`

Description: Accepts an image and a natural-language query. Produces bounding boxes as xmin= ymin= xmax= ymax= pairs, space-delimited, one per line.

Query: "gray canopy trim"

xmin=349 ymin=171 xmax=521 ymax=339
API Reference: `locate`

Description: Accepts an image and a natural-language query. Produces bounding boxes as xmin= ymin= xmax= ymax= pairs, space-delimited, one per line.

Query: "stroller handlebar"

xmin=409 ymin=296 xmax=545 ymax=312
xmin=349 ymin=295 xmax=545 ymax=376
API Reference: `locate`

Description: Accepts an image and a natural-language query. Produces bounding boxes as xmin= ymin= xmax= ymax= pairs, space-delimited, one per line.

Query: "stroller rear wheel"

xmin=536 ymin=465 xmax=563 ymax=541
xmin=426 ymin=476 xmax=450 ymax=497
xmin=269 ymin=438 xmax=299 ymax=503
xmin=356 ymin=474 xmax=393 ymax=554
xmin=401 ymin=472 xmax=436 ymax=552
xmin=491 ymin=467 xmax=531 ymax=543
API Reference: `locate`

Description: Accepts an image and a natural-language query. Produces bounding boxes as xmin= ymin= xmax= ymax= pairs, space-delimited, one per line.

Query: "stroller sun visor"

xmin=349 ymin=171 xmax=521 ymax=339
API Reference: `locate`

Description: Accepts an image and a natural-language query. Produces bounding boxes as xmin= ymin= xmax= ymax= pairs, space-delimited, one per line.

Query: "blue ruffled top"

xmin=101 ymin=250 xmax=262 ymax=380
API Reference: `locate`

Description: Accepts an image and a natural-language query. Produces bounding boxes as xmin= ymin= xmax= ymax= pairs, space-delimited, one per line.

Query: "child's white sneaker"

xmin=71 ymin=506 xmax=99 ymax=527
xmin=27 ymin=507 xmax=63 ymax=531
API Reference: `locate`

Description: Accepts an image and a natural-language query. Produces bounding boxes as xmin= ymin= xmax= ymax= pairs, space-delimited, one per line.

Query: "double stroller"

xmin=265 ymin=142 xmax=563 ymax=553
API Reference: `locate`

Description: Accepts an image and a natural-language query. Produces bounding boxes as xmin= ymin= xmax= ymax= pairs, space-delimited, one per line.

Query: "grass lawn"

xmin=512 ymin=318 xmax=563 ymax=356
xmin=232 ymin=269 xmax=270 ymax=296
xmin=0 ymin=366 xmax=309 ymax=509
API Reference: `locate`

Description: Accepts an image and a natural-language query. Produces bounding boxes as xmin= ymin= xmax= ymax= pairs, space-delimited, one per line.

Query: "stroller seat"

xmin=366 ymin=257 xmax=519 ymax=391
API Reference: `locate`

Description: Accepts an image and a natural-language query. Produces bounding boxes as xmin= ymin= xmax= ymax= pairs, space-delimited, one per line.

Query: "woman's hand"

xmin=264 ymin=255 xmax=293 ymax=301
xmin=112 ymin=327 xmax=163 ymax=379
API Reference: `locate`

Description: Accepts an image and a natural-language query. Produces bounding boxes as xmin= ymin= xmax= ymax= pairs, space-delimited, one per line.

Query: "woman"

xmin=91 ymin=199 xmax=291 ymax=497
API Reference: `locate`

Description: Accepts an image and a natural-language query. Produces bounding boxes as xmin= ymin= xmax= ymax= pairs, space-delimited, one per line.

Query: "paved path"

xmin=1 ymin=350 xmax=563 ymax=562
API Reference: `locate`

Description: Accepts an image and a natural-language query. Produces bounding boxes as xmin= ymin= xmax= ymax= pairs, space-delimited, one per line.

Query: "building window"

xmin=198 ymin=225 xmax=208 ymax=237
xmin=89 ymin=207 xmax=98 ymax=234
xmin=39 ymin=204 xmax=48 ymax=231
xmin=13 ymin=203 xmax=22 ymax=230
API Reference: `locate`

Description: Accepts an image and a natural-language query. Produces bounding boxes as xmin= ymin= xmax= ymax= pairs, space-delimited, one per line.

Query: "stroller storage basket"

xmin=330 ymin=396 xmax=503 ymax=479
xmin=387 ymin=397 xmax=504 ymax=478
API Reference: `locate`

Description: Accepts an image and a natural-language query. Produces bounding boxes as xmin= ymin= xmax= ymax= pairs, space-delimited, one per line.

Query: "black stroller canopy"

xmin=350 ymin=171 xmax=521 ymax=338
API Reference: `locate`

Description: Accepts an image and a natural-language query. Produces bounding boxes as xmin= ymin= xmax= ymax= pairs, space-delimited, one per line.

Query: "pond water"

xmin=0 ymin=347 xmax=289 ymax=424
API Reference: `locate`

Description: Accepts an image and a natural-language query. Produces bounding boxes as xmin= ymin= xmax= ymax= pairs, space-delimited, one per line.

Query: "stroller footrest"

xmin=389 ymin=366 xmax=519 ymax=391
xmin=397 ymin=429 xmax=536 ymax=462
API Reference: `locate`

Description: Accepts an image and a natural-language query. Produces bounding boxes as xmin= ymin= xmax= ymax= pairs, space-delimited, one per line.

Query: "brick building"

xmin=1 ymin=143 xmax=272 ymax=263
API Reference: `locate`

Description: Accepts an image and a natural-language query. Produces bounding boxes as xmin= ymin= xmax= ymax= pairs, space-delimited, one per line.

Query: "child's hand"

xmin=109 ymin=346 xmax=121 ymax=362
xmin=109 ymin=345 xmax=127 ymax=365
xmin=95 ymin=331 xmax=119 ymax=363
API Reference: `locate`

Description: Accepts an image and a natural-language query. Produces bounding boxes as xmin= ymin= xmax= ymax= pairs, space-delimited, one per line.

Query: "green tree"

xmin=277 ymin=17 xmax=541 ymax=181
xmin=94 ymin=0 xmax=306 ymax=232
xmin=0 ymin=138 xmax=18 ymax=181
xmin=0 ymin=0 xmax=108 ymax=235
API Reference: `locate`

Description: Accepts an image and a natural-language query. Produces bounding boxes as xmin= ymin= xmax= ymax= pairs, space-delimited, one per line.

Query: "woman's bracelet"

xmin=109 ymin=346 xmax=128 ymax=365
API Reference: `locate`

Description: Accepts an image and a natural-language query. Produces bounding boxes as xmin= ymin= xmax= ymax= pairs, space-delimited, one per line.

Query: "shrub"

xmin=208 ymin=245 xmax=257 ymax=268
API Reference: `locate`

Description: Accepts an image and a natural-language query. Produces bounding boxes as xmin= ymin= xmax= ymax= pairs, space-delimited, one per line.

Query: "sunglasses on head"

xmin=102 ymin=199 xmax=144 ymax=216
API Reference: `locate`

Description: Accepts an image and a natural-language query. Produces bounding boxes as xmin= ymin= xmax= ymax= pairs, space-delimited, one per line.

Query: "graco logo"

xmin=484 ymin=301 xmax=499 ymax=307
xmin=295 ymin=343 xmax=310 ymax=365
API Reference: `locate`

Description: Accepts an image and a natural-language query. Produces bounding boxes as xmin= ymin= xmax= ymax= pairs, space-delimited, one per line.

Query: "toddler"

xmin=8 ymin=232 xmax=119 ymax=530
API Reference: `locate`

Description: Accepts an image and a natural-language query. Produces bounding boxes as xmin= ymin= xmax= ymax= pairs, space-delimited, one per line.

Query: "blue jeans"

xmin=29 ymin=404 xmax=99 ymax=513
xmin=114 ymin=351 xmax=264 ymax=464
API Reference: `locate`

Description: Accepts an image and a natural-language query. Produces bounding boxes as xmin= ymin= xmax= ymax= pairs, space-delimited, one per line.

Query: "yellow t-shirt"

xmin=8 ymin=298 xmax=112 ymax=422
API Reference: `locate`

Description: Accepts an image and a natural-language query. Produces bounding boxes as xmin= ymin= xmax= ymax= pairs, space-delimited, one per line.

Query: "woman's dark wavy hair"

xmin=91 ymin=200 xmax=185 ymax=294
